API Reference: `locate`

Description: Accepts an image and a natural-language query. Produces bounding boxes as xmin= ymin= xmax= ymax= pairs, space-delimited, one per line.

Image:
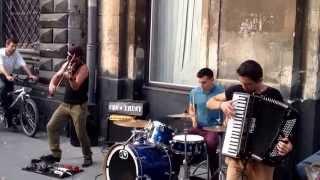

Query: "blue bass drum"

xmin=104 ymin=143 xmax=173 ymax=180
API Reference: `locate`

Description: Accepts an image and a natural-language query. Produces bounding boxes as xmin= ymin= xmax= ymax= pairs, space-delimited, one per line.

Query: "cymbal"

xmin=167 ymin=113 xmax=194 ymax=119
xmin=203 ymin=126 xmax=226 ymax=133
xmin=113 ymin=119 xmax=148 ymax=128
xmin=109 ymin=114 xmax=134 ymax=121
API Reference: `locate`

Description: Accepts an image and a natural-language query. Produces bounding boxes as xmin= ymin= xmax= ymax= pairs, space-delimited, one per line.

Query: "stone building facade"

xmin=1 ymin=0 xmax=320 ymax=176
xmin=97 ymin=0 xmax=320 ymax=170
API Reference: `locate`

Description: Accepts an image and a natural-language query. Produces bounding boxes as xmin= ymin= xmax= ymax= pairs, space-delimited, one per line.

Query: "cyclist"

xmin=0 ymin=37 xmax=38 ymax=129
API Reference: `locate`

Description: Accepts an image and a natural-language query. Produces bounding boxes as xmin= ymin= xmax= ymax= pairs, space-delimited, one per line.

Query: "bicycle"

xmin=0 ymin=75 xmax=39 ymax=137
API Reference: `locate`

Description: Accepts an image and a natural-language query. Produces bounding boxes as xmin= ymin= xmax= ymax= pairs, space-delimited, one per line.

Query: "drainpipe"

xmin=87 ymin=0 xmax=98 ymax=105
xmin=0 ymin=0 xmax=3 ymax=46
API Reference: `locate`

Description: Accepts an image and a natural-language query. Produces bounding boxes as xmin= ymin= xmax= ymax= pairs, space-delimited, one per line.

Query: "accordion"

xmin=222 ymin=92 xmax=298 ymax=165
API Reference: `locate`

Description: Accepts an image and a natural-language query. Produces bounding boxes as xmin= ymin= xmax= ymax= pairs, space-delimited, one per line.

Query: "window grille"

xmin=2 ymin=0 xmax=40 ymax=49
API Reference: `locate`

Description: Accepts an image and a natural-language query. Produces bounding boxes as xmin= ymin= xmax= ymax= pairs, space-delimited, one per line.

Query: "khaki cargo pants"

xmin=225 ymin=157 xmax=274 ymax=180
xmin=47 ymin=102 xmax=92 ymax=159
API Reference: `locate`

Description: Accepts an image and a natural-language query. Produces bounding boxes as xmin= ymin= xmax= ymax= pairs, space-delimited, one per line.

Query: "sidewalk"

xmin=0 ymin=129 xmax=105 ymax=180
xmin=0 ymin=128 xmax=210 ymax=180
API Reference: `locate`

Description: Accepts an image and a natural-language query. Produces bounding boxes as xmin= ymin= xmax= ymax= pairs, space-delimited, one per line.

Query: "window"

xmin=2 ymin=0 xmax=40 ymax=49
xmin=149 ymin=0 xmax=205 ymax=87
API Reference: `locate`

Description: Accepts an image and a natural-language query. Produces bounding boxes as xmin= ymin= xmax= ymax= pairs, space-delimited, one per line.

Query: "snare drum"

xmin=104 ymin=143 xmax=173 ymax=180
xmin=148 ymin=121 xmax=174 ymax=146
xmin=171 ymin=134 xmax=205 ymax=156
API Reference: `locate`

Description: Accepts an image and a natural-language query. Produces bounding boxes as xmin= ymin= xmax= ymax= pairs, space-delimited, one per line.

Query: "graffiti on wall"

xmin=239 ymin=13 xmax=275 ymax=36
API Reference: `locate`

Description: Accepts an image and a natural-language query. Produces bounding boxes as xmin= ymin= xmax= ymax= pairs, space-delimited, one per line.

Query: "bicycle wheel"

xmin=20 ymin=98 xmax=39 ymax=137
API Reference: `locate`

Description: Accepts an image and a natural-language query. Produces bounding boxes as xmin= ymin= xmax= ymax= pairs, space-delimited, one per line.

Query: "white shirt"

xmin=0 ymin=48 xmax=26 ymax=74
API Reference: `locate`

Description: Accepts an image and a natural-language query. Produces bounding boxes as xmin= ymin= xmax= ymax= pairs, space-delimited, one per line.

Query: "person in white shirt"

xmin=0 ymin=37 xmax=37 ymax=128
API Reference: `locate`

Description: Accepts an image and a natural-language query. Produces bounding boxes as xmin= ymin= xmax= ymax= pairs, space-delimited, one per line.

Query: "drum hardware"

xmin=182 ymin=129 xmax=190 ymax=180
xmin=147 ymin=121 xmax=175 ymax=147
xmin=167 ymin=113 xmax=194 ymax=119
xmin=121 ymin=128 xmax=149 ymax=147
xmin=181 ymin=133 xmax=210 ymax=180
xmin=190 ymin=150 xmax=210 ymax=180
xmin=138 ymin=175 xmax=151 ymax=180
xmin=131 ymin=129 xmax=148 ymax=144
xmin=214 ymin=132 xmax=226 ymax=180
xmin=170 ymin=132 xmax=209 ymax=180
xmin=205 ymin=126 xmax=226 ymax=180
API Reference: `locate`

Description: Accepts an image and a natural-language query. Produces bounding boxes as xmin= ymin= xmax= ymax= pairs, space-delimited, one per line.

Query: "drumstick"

xmin=191 ymin=94 xmax=197 ymax=124
xmin=192 ymin=94 xmax=195 ymax=112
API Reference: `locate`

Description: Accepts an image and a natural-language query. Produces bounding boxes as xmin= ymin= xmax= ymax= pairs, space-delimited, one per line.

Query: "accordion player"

xmin=222 ymin=92 xmax=298 ymax=165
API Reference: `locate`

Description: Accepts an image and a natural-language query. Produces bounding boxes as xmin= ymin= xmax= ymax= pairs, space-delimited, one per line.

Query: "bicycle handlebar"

xmin=13 ymin=74 xmax=38 ymax=84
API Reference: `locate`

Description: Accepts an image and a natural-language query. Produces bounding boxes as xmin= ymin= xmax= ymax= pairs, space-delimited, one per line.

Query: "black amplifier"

xmin=108 ymin=100 xmax=148 ymax=117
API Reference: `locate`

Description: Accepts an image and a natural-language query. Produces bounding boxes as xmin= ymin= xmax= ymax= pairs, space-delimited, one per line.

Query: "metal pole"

xmin=86 ymin=0 xmax=98 ymax=105
xmin=0 ymin=0 xmax=3 ymax=45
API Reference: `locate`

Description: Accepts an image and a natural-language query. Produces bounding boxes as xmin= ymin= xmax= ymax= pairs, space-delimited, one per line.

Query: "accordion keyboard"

xmin=222 ymin=93 xmax=250 ymax=158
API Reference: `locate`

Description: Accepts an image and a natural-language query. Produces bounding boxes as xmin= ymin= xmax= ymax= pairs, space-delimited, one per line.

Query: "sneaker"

xmin=40 ymin=154 xmax=61 ymax=164
xmin=82 ymin=158 xmax=93 ymax=167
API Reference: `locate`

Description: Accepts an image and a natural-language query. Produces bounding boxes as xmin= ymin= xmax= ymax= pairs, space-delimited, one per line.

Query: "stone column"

xmin=301 ymin=0 xmax=320 ymax=100
xmin=125 ymin=0 xmax=136 ymax=99
xmin=98 ymin=0 xmax=123 ymax=138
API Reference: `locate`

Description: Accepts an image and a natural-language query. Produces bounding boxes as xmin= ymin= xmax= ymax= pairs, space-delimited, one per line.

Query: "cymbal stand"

xmin=214 ymin=132 xmax=225 ymax=180
xmin=123 ymin=130 xmax=136 ymax=146
xmin=206 ymin=144 xmax=210 ymax=180
xmin=181 ymin=129 xmax=190 ymax=180
xmin=191 ymin=141 xmax=210 ymax=179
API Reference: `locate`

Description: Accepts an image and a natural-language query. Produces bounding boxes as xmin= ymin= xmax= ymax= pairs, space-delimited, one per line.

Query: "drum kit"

xmin=103 ymin=114 xmax=226 ymax=180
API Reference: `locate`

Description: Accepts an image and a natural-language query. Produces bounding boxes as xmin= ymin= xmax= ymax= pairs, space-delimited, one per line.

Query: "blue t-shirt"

xmin=189 ymin=84 xmax=224 ymax=127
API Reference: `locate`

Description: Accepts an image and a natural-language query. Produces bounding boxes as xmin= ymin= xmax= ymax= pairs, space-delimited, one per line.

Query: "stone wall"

xmin=39 ymin=0 xmax=86 ymax=84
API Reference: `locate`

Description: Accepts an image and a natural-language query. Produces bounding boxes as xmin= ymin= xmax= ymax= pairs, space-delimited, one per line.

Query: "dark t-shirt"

xmin=225 ymin=84 xmax=283 ymax=102
xmin=64 ymin=77 xmax=89 ymax=104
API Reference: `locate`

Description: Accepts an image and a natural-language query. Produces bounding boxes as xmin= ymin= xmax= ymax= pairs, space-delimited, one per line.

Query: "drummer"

xmin=188 ymin=68 xmax=224 ymax=178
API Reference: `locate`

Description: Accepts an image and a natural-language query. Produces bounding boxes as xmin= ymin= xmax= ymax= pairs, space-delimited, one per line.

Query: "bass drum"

xmin=103 ymin=143 xmax=173 ymax=180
